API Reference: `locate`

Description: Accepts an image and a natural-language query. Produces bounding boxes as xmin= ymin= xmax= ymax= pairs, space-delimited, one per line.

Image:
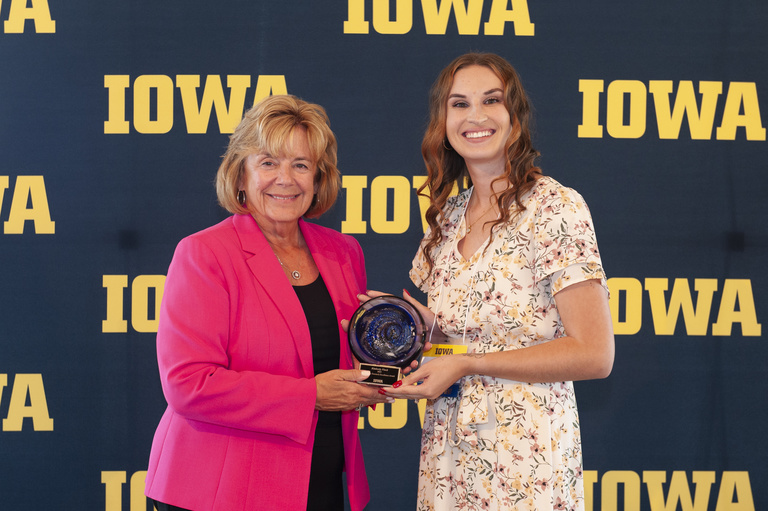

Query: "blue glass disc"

xmin=348 ymin=295 xmax=425 ymax=367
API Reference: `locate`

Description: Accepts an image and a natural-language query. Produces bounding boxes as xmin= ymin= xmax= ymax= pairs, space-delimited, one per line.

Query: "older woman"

xmin=383 ymin=53 xmax=615 ymax=510
xmin=144 ymin=95 xmax=389 ymax=511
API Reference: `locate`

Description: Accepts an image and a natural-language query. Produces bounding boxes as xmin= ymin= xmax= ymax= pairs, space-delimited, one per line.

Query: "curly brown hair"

xmin=418 ymin=53 xmax=542 ymax=274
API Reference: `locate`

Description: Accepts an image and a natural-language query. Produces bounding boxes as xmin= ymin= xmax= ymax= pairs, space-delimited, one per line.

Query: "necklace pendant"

xmin=291 ymin=270 xmax=301 ymax=280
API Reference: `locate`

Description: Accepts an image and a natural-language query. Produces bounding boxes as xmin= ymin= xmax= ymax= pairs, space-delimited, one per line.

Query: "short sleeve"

xmin=532 ymin=183 xmax=607 ymax=294
xmin=549 ymin=262 xmax=607 ymax=295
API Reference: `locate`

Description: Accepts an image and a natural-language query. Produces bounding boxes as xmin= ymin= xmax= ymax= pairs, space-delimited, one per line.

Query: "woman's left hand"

xmin=381 ymin=354 xmax=469 ymax=400
xmin=315 ymin=368 xmax=393 ymax=411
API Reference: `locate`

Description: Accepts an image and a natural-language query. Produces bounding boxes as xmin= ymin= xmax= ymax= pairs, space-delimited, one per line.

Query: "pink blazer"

xmin=145 ymin=214 xmax=370 ymax=511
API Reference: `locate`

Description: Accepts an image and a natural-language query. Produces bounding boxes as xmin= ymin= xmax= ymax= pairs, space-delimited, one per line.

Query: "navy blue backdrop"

xmin=1 ymin=1 xmax=765 ymax=509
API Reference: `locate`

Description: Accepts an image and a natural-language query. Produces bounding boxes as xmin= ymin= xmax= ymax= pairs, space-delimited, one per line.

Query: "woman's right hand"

xmin=355 ymin=289 xmax=436 ymax=328
xmin=401 ymin=289 xmax=436 ymax=327
xmin=315 ymin=368 xmax=393 ymax=411
xmin=359 ymin=288 xmax=441 ymax=339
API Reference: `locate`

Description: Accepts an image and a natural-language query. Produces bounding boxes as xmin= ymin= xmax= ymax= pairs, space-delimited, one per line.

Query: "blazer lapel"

xmin=301 ymin=220 xmax=358 ymax=369
xmin=233 ymin=214 xmax=315 ymax=378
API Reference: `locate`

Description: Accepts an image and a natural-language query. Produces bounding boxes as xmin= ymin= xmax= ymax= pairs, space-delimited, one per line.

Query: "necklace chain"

xmin=275 ymin=253 xmax=301 ymax=280
xmin=466 ymin=201 xmax=498 ymax=234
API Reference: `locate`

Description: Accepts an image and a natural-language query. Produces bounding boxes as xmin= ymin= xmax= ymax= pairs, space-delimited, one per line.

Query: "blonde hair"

xmin=216 ymin=94 xmax=340 ymax=218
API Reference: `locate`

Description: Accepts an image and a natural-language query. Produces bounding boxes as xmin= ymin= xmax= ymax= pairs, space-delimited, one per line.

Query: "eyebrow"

xmin=448 ymin=88 xmax=504 ymax=99
xmin=257 ymin=152 xmax=312 ymax=162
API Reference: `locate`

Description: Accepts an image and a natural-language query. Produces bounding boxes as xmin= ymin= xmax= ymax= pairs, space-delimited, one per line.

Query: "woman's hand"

xmin=382 ymin=354 xmax=470 ymax=400
xmin=339 ymin=289 xmax=388 ymax=335
xmin=362 ymin=288 xmax=438 ymax=328
xmin=315 ymin=368 xmax=393 ymax=411
xmin=401 ymin=289 xmax=436 ymax=327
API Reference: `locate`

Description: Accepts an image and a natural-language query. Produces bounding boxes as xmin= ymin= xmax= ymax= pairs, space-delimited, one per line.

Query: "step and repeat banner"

xmin=1 ymin=1 xmax=765 ymax=510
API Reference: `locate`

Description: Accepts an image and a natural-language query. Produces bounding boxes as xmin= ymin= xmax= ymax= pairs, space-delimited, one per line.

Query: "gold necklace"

xmin=466 ymin=202 xmax=498 ymax=234
xmin=275 ymin=253 xmax=301 ymax=280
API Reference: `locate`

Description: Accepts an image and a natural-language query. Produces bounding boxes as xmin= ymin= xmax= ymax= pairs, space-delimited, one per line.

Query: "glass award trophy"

xmin=348 ymin=295 xmax=426 ymax=386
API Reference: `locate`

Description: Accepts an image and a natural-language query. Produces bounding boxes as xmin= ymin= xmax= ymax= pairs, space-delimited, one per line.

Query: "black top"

xmin=293 ymin=275 xmax=345 ymax=510
xmin=293 ymin=275 xmax=342 ymax=427
xmin=294 ymin=275 xmax=341 ymax=376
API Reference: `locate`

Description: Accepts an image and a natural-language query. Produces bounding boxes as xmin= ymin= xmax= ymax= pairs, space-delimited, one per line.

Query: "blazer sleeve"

xmin=156 ymin=235 xmax=316 ymax=444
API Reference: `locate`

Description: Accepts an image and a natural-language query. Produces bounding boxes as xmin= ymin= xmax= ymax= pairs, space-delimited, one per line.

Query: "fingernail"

xmin=368 ymin=404 xmax=377 ymax=411
xmin=378 ymin=388 xmax=387 ymax=395
xmin=360 ymin=370 xmax=371 ymax=379
xmin=392 ymin=380 xmax=403 ymax=388
xmin=403 ymin=289 xmax=411 ymax=297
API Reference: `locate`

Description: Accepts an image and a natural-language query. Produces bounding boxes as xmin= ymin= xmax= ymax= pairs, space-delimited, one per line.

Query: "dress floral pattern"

xmin=410 ymin=176 xmax=607 ymax=511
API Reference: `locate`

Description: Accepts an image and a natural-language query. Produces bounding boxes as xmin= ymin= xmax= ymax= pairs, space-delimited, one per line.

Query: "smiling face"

xmin=240 ymin=126 xmax=318 ymax=230
xmin=445 ymin=65 xmax=513 ymax=175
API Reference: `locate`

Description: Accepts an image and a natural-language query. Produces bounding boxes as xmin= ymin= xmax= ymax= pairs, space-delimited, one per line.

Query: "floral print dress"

xmin=410 ymin=176 xmax=607 ymax=511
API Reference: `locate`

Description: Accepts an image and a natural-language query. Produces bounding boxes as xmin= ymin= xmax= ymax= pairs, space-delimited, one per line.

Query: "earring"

xmin=442 ymin=138 xmax=452 ymax=151
xmin=237 ymin=190 xmax=246 ymax=206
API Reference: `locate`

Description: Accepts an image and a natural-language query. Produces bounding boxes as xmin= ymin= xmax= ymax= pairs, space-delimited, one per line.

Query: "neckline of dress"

xmin=454 ymin=187 xmax=495 ymax=263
